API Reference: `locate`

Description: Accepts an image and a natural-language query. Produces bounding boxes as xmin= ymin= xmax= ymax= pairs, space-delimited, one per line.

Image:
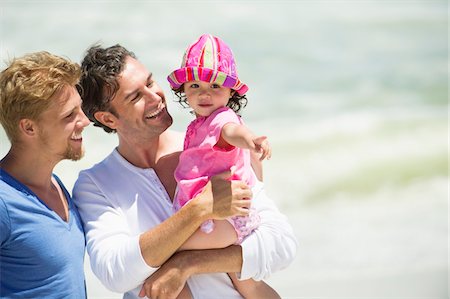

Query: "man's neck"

xmin=1 ymin=145 xmax=56 ymax=190
xmin=116 ymin=129 xmax=183 ymax=200
xmin=116 ymin=131 xmax=169 ymax=169
xmin=1 ymin=145 xmax=70 ymax=221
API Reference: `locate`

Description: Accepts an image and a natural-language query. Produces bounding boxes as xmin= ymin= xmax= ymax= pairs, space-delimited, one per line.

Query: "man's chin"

xmin=69 ymin=153 xmax=84 ymax=161
xmin=64 ymin=147 xmax=85 ymax=161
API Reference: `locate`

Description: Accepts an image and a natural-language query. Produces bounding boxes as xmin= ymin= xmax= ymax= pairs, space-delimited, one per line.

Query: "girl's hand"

xmin=253 ymin=136 xmax=272 ymax=161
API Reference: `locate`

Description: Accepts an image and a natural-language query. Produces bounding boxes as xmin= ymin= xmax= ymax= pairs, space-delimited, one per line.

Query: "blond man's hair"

xmin=0 ymin=51 xmax=81 ymax=143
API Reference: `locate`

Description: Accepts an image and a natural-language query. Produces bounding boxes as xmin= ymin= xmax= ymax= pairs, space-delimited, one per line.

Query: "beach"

xmin=0 ymin=1 xmax=447 ymax=298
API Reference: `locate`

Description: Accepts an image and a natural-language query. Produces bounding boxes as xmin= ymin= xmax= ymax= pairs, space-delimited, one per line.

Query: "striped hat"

xmin=167 ymin=34 xmax=248 ymax=95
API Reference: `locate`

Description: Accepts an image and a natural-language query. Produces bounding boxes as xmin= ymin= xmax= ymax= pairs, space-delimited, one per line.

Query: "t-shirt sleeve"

xmin=238 ymin=182 xmax=298 ymax=280
xmin=72 ymin=170 xmax=156 ymax=293
xmin=0 ymin=197 xmax=11 ymax=245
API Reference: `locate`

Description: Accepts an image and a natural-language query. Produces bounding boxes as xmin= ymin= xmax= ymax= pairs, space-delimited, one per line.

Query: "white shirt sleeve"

xmin=73 ymin=170 xmax=157 ymax=293
xmin=238 ymin=181 xmax=299 ymax=281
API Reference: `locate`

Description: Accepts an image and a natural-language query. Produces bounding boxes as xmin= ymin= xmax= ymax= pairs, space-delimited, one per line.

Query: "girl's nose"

xmin=198 ymin=88 xmax=210 ymax=98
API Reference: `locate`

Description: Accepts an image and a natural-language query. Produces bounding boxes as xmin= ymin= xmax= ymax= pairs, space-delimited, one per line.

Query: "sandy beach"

xmin=1 ymin=1 xmax=447 ymax=298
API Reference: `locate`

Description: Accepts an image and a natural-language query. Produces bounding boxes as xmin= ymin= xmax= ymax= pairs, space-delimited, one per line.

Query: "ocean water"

xmin=0 ymin=1 xmax=447 ymax=298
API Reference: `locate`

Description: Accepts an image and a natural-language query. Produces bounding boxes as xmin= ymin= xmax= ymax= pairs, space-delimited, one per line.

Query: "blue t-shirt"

xmin=0 ymin=169 xmax=86 ymax=298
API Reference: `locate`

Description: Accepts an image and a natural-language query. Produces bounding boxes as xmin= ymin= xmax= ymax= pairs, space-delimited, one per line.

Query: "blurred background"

xmin=0 ymin=0 xmax=447 ymax=298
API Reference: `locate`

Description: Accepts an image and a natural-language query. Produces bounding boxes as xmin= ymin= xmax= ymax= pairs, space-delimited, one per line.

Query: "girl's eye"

xmin=147 ymin=81 xmax=153 ymax=88
xmin=211 ymin=84 xmax=221 ymax=89
xmin=190 ymin=83 xmax=199 ymax=88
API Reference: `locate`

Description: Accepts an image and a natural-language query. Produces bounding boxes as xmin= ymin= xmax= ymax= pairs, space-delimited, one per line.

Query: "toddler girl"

xmin=168 ymin=34 xmax=280 ymax=299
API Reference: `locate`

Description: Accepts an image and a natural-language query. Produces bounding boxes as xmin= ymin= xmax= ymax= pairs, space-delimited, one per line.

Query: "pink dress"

xmin=174 ymin=107 xmax=260 ymax=244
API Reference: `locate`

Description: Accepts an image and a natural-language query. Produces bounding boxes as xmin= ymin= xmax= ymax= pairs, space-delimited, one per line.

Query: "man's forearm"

xmin=176 ymin=245 xmax=243 ymax=276
xmin=139 ymin=197 xmax=209 ymax=267
xmin=139 ymin=245 xmax=244 ymax=298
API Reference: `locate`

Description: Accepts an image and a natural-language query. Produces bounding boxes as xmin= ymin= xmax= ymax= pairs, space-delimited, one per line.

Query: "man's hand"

xmin=138 ymin=252 xmax=190 ymax=299
xmin=139 ymin=246 xmax=244 ymax=299
xmin=196 ymin=170 xmax=252 ymax=221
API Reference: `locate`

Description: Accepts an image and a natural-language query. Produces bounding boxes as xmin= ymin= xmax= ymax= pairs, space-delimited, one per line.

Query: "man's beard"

xmin=39 ymin=131 xmax=85 ymax=162
xmin=63 ymin=143 xmax=85 ymax=161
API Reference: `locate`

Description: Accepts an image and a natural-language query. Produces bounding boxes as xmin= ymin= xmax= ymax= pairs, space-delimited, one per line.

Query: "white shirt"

xmin=72 ymin=148 xmax=297 ymax=299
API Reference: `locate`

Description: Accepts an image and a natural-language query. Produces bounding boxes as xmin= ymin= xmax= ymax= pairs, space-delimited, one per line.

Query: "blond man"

xmin=0 ymin=51 xmax=90 ymax=298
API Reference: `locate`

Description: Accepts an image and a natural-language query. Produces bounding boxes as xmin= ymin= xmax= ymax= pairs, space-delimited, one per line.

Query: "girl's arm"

xmin=219 ymin=123 xmax=272 ymax=161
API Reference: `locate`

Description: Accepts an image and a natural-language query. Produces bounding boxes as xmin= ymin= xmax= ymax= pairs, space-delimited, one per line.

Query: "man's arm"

xmin=139 ymin=246 xmax=243 ymax=298
xmin=140 ymin=183 xmax=298 ymax=297
xmin=236 ymin=124 xmax=296 ymax=279
xmin=239 ymin=182 xmax=298 ymax=280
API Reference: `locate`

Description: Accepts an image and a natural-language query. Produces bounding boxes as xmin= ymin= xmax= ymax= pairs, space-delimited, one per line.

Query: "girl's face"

xmin=184 ymin=81 xmax=232 ymax=117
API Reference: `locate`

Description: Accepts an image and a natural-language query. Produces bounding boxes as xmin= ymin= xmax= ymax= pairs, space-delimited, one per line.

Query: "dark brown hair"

xmin=78 ymin=44 xmax=136 ymax=133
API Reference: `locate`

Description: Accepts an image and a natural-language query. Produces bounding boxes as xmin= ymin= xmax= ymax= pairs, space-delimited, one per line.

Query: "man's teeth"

xmin=71 ymin=133 xmax=82 ymax=140
xmin=146 ymin=104 xmax=165 ymax=119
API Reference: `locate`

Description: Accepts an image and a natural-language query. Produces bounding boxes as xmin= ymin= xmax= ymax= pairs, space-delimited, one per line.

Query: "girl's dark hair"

xmin=77 ymin=44 xmax=136 ymax=133
xmin=173 ymin=85 xmax=248 ymax=115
